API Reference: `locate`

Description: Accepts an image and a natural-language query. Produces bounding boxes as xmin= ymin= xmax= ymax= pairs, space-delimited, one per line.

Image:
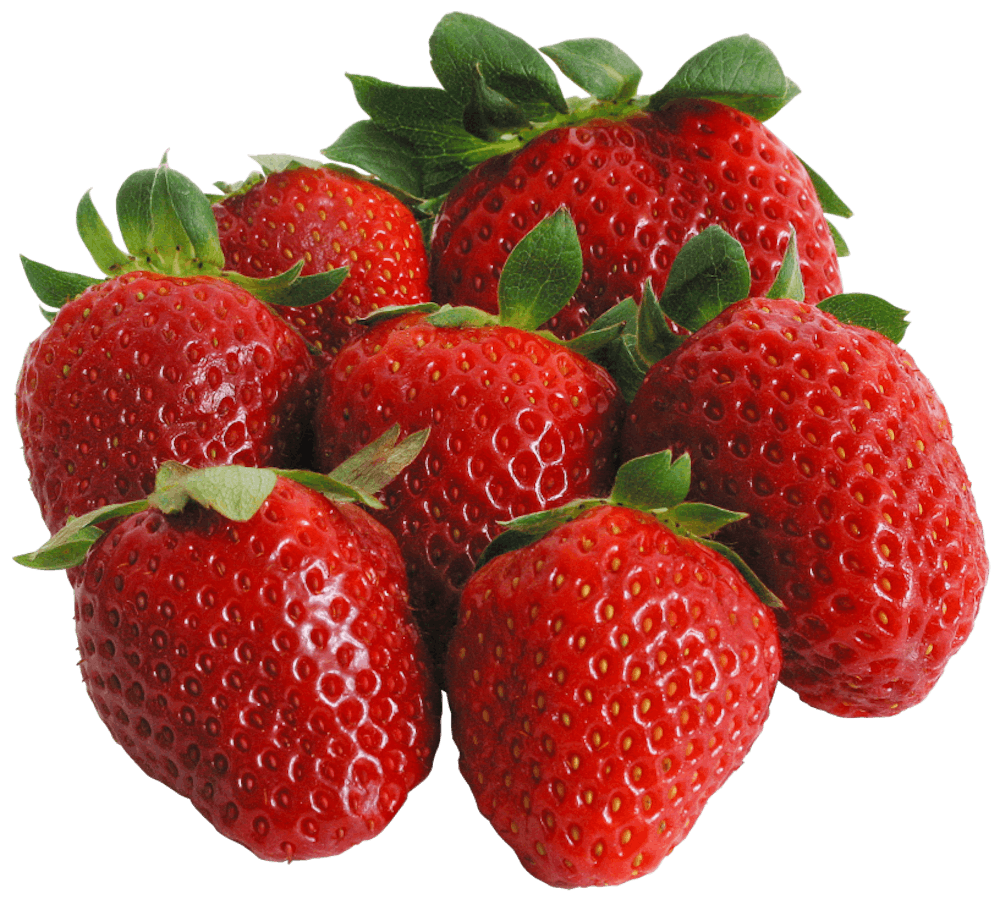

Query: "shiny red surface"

xmin=431 ymin=100 xmax=842 ymax=339
xmin=446 ymin=504 xmax=781 ymax=887
xmin=623 ymin=297 xmax=988 ymax=716
xmin=74 ymin=478 xmax=441 ymax=860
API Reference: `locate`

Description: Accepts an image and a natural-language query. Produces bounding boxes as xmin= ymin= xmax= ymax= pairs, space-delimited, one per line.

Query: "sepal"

xmin=540 ymin=38 xmax=642 ymax=102
xmin=649 ymin=34 xmax=800 ymax=121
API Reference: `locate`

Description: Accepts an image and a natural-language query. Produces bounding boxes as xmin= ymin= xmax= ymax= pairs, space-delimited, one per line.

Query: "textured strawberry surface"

xmin=16 ymin=272 xmax=315 ymax=533
xmin=431 ymin=100 xmax=841 ymax=339
xmin=622 ymin=297 xmax=988 ymax=716
xmin=312 ymin=315 xmax=624 ymax=668
xmin=73 ymin=477 xmax=441 ymax=861
xmin=446 ymin=504 xmax=781 ymax=887
xmin=214 ymin=166 xmax=431 ymax=353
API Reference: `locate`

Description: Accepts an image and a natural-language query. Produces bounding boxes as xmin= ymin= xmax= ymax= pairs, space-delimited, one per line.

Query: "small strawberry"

xmin=16 ymin=158 xmax=343 ymax=534
xmin=213 ymin=156 xmax=432 ymax=354
xmin=15 ymin=431 xmax=441 ymax=861
xmin=325 ymin=16 xmax=849 ymax=338
xmin=445 ymin=451 xmax=781 ymax=887
xmin=620 ymin=231 xmax=988 ymax=716
xmin=311 ymin=211 xmax=625 ymax=669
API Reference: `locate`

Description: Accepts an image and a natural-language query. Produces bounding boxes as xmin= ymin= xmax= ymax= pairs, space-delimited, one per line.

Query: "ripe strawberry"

xmin=16 ymin=159 xmax=342 ymax=533
xmin=213 ymin=158 xmax=432 ymax=353
xmin=445 ymin=452 xmax=782 ymax=887
xmin=325 ymin=16 xmax=849 ymax=339
xmin=621 ymin=294 xmax=988 ymax=717
xmin=16 ymin=449 xmax=441 ymax=861
xmin=311 ymin=212 xmax=625 ymax=670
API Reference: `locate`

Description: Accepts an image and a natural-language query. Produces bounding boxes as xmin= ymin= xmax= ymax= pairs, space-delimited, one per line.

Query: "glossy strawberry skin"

xmin=311 ymin=315 xmax=625 ymax=668
xmin=445 ymin=504 xmax=781 ymax=887
xmin=73 ymin=477 xmax=440 ymax=861
xmin=431 ymin=100 xmax=841 ymax=339
xmin=214 ymin=166 xmax=432 ymax=353
xmin=15 ymin=271 xmax=316 ymax=534
xmin=622 ymin=297 xmax=988 ymax=716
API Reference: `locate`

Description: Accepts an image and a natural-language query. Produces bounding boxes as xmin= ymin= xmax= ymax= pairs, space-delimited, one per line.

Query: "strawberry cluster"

xmin=14 ymin=12 xmax=988 ymax=889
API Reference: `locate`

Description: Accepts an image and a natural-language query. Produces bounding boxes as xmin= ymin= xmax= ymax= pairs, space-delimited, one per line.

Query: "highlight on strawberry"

xmin=16 ymin=156 xmax=348 ymax=534
xmin=446 ymin=449 xmax=782 ymax=887
xmin=16 ymin=428 xmax=442 ymax=862
xmin=618 ymin=227 xmax=988 ymax=716
xmin=323 ymin=13 xmax=851 ymax=338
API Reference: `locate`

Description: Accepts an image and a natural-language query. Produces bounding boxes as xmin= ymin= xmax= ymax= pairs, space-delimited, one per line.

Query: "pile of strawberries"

xmin=14 ymin=13 xmax=988 ymax=889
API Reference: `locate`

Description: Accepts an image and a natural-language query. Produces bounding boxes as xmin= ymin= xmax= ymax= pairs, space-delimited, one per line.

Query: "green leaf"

xmin=540 ymin=38 xmax=642 ymax=102
xmin=429 ymin=12 xmax=567 ymax=115
xmin=636 ymin=280 xmax=684 ymax=367
xmin=766 ymin=227 xmax=805 ymax=302
xmin=250 ymin=153 xmax=327 ymax=175
xmin=497 ymin=208 xmax=583 ymax=331
xmin=359 ymin=302 xmax=441 ymax=328
xmin=76 ymin=190 xmax=132 ymax=276
xmin=587 ymin=297 xmax=646 ymax=402
xmin=116 ymin=166 xmax=158 ymax=259
xmin=698 ymin=536 xmax=783 ymax=609
xmin=649 ymin=34 xmax=799 ymax=121
xmin=149 ymin=158 xmax=226 ymax=274
xmin=817 ymin=293 xmax=910 ymax=344
xmin=827 ymin=218 xmax=850 ymax=257
xmin=559 ymin=319 xmax=626 ymax=359
xmin=610 ymin=450 xmax=692 ymax=512
xmin=658 ymin=225 xmax=751 ymax=332
xmin=149 ymin=462 xmax=278 ymax=521
xmin=20 ymin=255 xmax=99 ymax=313
xmin=322 ymin=121 xmax=427 ymax=198
xmin=425 ymin=305 xmax=498 ymax=329
xmin=224 ymin=262 xmax=348 ymax=308
xmin=328 ymin=424 xmax=430 ymax=504
xmin=463 ymin=63 xmax=530 ymax=140
xmin=346 ymin=74 xmax=489 ymax=196
xmin=798 ymin=156 xmax=853 ymax=218
xmin=665 ymin=502 xmax=745 ymax=537
xmin=476 ymin=499 xmax=603 ymax=568
xmin=14 ymin=499 xmax=150 ymax=570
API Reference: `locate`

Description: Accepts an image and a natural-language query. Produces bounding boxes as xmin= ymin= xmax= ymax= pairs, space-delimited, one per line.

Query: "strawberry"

xmin=15 ymin=434 xmax=441 ymax=861
xmin=311 ymin=211 xmax=625 ymax=670
xmin=213 ymin=157 xmax=432 ymax=354
xmin=324 ymin=15 xmax=849 ymax=339
xmin=620 ymin=233 xmax=988 ymax=716
xmin=16 ymin=158 xmax=343 ymax=534
xmin=445 ymin=451 xmax=782 ymax=887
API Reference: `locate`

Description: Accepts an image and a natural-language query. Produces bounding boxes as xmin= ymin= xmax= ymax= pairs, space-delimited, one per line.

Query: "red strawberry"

xmin=445 ymin=452 xmax=781 ymax=887
xmin=213 ymin=158 xmax=432 ymax=353
xmin=621 ymin=294 xmax=988 ymax=717
xmin=16 ymin=159 xmax=342 ymax=534
xmin=325 ymin=17 xmax=848 ymax=339
xmin=311 ymin=212 xmax=625 ymax=669
xmin=431 ymin=101 xmax=841 ymax=337
xmin=16 ymin=450 xmax=441 ymax=861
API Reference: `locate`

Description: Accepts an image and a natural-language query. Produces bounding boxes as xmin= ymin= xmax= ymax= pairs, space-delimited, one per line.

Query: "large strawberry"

xmin=324 ymin=15 xmax=850 ymax=338
xmin=311 ymin=211 xmax=625 ymax=669
xmin=213 ymin=156 xmax=432 ymax=354
xmin=620 ymin=229 xmax=988 ymax=717
xmin=446 ymin=451 xmax=782 ymax=887
xmin=15 ymin=433 xmax=441 ymax=861
xmin=16 ymin=158 xmax=343 ymax=534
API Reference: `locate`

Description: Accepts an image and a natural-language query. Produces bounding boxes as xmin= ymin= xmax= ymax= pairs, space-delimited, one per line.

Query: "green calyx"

xmin=477 ymin=449 xmax=782 ymax=609
xmin=21 ymin=154 xmax=348 ymax=323
xmin=358 ymin=208 xmax=627 ymax=357
xmin=602 ymin=226 xmax=910 ymax=400
xmin=322 ymin=11 xmax=847 ymax=230
xmin=14 ymin=425 xmax=427 ymax=571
